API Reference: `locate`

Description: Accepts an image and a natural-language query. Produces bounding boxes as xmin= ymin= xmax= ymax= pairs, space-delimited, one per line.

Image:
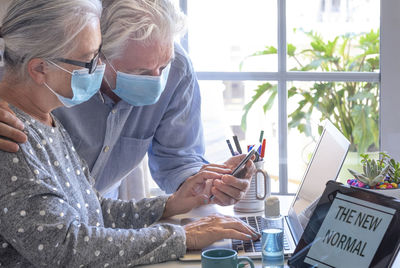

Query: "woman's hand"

xmin=0 ymin=99 xmax=27 ymax=152
xmin=162 ymin=171 xmax=222 ymax=219
xmin=184 ymin=214 xmax=260 ymax=250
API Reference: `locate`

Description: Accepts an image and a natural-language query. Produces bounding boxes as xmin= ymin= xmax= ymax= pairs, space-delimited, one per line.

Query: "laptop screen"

xmin=288 ymin=121 xmax=350 ymax=232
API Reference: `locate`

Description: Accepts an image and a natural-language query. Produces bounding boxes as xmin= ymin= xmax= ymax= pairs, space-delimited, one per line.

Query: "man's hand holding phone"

xmin=200 ymin=145 xmax=258 ymax=206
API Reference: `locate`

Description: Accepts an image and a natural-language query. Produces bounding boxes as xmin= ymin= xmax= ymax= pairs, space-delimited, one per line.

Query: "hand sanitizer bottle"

xmin=262 ymin=196 xmax=284 ymax=266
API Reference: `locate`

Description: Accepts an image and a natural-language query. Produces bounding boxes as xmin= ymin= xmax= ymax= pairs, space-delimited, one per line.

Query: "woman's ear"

xmin=27 ymin=58 xmax=47 ymax=85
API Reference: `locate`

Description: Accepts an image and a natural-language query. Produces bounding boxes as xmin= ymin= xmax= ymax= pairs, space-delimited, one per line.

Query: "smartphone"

xmin=231 ymin=143 xmax=260 ymax=177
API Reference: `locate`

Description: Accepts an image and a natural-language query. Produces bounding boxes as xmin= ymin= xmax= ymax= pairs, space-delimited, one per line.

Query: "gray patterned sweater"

xmin=0 ymin=106 xmax=186 ymax=267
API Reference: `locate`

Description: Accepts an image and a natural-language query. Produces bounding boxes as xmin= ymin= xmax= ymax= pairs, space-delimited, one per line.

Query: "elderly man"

xmin=0 ymin=0 xmax=254 ymax=205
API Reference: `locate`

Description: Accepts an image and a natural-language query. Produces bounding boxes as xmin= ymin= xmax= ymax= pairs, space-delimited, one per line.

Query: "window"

xmin=180 ymin=0 xmax=385 ymax=194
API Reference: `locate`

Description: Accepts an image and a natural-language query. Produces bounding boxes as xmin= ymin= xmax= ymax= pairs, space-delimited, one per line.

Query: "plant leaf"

xmin=241 ymin=83 xmax=275 ymax=131
xmin=351 ymin=106 xmax=375 ymax=153
xmin=239 ymin=46 xmax=277 ymax=71
xmin=287 ymin=44 xmax=296 ymax=57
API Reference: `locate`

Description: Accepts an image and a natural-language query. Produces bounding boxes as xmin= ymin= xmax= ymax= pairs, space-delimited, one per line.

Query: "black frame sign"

xmin=288 ymin=181 xmax=400 ymax=268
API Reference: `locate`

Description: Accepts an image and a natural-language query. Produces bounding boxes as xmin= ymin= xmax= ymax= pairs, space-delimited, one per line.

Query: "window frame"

xmin=180 ymin=0 xmax=397 ymax=195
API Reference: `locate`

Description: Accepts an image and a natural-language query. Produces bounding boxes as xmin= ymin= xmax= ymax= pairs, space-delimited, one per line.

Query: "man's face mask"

xmin=108 ymin=62 xmax=171 ymax=107
xmin=45 ymin=61 xmax=105 ymax=108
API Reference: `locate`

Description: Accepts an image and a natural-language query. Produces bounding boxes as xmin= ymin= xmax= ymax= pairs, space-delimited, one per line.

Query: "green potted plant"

xmin=347 ymin=152 xmax=400 ymax=199
xmin=240 ymin=29 xmax=380 ymax=154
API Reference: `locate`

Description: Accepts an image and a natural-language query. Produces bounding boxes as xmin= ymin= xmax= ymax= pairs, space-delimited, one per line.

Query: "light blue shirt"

xmin=53 ymin=43 xmax=208 ymax=195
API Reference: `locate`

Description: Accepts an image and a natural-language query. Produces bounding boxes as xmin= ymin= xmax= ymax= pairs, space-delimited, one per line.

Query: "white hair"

xmin=101 ymin=0 xmax=186 ymax=59
xmin=0 ymin=1 xmax=12 ymax=25
xmin=0 ymin=0 xmax=102 ymax=77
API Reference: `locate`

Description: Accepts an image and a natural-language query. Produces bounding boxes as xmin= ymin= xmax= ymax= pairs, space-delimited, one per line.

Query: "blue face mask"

xmin=109 ymin=63 xmax=171 ymax=106
xmin=45 ymin=62 xmax=106 ymax=108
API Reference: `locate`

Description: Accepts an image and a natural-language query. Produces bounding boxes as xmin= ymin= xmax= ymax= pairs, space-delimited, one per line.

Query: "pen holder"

xmin=234 ymin=160 xmax=270 ymax=213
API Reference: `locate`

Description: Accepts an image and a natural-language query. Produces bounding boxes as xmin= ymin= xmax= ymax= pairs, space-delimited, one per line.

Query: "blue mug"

xmin=201 ymin=248 xmax=254 ymax=268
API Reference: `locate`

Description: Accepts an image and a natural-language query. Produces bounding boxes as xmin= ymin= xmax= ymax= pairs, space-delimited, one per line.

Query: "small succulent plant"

xmin=387 ymin=158 xmax=400 ymax=184
xmin=348 ymin=158 xmax=390 ymax=187
xmin=348 ymin=152 xmax=400 ymax=189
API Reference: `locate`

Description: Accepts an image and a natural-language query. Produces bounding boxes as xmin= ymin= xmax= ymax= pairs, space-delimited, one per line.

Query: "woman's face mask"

xmin=108 ymin=62 xmax=171 ymax=107
xmin=45 ymin=61 xmax=106 ymax=108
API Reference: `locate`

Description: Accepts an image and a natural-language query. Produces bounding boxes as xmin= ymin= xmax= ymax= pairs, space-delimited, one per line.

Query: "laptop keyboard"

xmin=232 ymin=216 xmax=290 ymax=253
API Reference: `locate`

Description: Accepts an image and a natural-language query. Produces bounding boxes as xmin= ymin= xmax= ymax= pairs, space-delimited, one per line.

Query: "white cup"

xmin=234 ymin=160 xmax=271 ymax=212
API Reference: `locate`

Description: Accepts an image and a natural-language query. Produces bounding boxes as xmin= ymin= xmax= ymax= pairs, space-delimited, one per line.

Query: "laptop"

xmin=179 ymin=120 xmax=350 ymax=261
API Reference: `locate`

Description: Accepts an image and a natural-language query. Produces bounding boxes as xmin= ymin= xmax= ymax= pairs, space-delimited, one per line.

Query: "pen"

xmin=256 ymin=144 xmax=261 ymax=162
xmin=226 ymin=139 xmax=235 ymax=156
xmin=261 ymin=139 xmax=266 ymax=159
xmin=233 ymin=135 xmax=242 ymax=154
xmin=248 ymin=144 xmax=259 ymax=161
xmin=259 ymin=130 xmax=264 ymax=143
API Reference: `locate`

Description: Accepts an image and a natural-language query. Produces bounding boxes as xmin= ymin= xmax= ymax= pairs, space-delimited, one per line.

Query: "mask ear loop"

xmin=44 ymin=81 xmax=60 ymax=98
xmin=101 ymin=52 xmax=118 ymax=74
xmin=43 ymin=61 xmax=68 ymax=100
xmin=48 ymin=60 xmax=73 ymax=75
xmin=100 ymin=52 xmax=117 ymax=90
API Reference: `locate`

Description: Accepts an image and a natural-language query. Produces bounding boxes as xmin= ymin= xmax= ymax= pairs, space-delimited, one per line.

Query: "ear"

xmin=27 ymin=58 xmax=48 ymax=85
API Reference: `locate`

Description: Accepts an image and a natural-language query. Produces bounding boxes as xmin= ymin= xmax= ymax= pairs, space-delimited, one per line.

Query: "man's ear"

xmin=27 ymin=58 xmax=48 ymax=85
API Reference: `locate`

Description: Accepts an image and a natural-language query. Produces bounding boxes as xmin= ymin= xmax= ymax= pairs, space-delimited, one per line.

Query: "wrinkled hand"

xmin=184 ymin=214 xmax=260 ymax=250
xmin=197 ymin=163 xmax=232 ymax=197
xmin=0 ymin=99 xmax=27 ymax=152
xmin=162 ymin=171 xmax=222 ymax=218
xmin=211 ymin=154 xmax=256 ymax=206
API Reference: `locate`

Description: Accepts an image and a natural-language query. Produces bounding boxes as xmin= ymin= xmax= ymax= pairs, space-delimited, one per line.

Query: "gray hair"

xmin=101 ymin=0 xmax=186 ymax=59
xmin=1 ymin=0 xmax=102 ymax=77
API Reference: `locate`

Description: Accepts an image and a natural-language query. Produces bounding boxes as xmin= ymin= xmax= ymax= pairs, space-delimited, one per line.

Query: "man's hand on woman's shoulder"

xmin=0 ymin=99 xmax=27 ymax=152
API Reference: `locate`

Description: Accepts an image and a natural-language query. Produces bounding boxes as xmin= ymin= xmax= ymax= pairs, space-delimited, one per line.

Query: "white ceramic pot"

xmin=365 ymin=188 xmax=400 ymax=199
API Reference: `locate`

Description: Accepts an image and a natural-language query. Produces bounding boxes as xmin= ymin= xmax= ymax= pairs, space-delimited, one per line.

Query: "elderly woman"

xmin=0 ymin=0 xmax=259 ymax=267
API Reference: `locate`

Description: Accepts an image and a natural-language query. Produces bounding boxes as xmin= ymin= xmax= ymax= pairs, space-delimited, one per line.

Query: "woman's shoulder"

xmin=0 ymin=110 xmax=47 ymax=184
xmin=4 ymin=105 xmax=73 ymax=165
xmin=10 ymin=106 xmax=54 ymax=149
xmin=0 ymin=106 xmax=78 ymax=189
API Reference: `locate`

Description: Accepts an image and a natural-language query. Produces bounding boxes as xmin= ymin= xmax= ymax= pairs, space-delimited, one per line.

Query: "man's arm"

xmin=148 ymin=44 xmax=208 ymax=194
